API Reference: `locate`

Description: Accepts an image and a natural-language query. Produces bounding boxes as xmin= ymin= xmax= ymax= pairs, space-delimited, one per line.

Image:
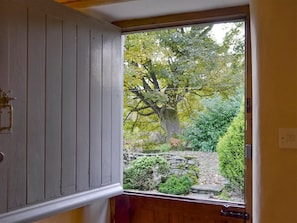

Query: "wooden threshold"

xmin=113 ymin=5 xmax=249 ymax=33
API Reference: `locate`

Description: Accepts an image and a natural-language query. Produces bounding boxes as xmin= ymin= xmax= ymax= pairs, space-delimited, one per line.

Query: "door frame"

xmin=113 ymin=4 xmax=252 ymax=223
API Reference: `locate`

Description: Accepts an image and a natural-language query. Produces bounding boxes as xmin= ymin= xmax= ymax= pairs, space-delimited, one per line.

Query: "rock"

xmin=191 ymin=184 xmax=224 ymax=195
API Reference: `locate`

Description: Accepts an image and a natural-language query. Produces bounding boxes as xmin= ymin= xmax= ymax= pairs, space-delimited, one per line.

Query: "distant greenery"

xmin=217 ymin=104 xmax=245 ymax=192
xmin=155 ymin=143 xmax=171 ymax=152
xmin=158 ymin=175 xmax=193 ymax=195
xmin=123 ymin=156 xmax=170 ymax=190
xmin=124 ymin=22 xmax=245 ymax=142
xmin=122 ymin=22 xmax=246 ymax=200
xmin=184 ymin=94 xmax=241 ymax=152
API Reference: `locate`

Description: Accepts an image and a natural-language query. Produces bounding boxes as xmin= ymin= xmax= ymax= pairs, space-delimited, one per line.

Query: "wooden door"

xmin=111 ymin=193 xmax=249 ymax=223
xmin=0 ymin=0 xmax=122 ymax=220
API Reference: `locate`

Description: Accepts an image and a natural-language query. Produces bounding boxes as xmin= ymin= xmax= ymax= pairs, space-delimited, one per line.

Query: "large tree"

xmin=124 ymin=22 xmax=244 ymax=141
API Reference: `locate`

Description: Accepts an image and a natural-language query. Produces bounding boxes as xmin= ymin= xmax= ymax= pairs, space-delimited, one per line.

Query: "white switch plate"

xmin=279 ymin=128 xmax=297 ymax=149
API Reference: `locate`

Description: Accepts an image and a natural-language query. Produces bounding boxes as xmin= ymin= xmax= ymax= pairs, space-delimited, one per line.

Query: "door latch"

xmin=245 ymin=144 xmax=252 ymax=160
xmin=0 ymin=88 xmax=16 ymax=133
xmin=221 ymin=205 xmax=250 ymax=220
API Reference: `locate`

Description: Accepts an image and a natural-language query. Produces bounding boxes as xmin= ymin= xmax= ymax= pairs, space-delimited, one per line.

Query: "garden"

xmin=123 ymin=21 xmax=245 ymax=203
xmin=123 ymin=99 xmax=245 ymax=202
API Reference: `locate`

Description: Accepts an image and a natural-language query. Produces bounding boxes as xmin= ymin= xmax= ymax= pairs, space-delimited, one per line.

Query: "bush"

xmin=158 ymin=175 xmax=193 ymax=195
xmin=184 ymin=94 xmax=241 ymax=152
xmin=123 ymin=156 xmax=170 ymax=190
xmin=217 ymin=104 xmax=244 ymax=192
xmin=186 ymin=164 xmax=200 ymax=184
xmin=155 ymin=143 xmax=171 ymax=152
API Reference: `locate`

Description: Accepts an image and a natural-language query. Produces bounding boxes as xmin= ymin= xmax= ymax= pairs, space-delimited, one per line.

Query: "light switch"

xmin=279 ymin=128 xmax=297 ymax=149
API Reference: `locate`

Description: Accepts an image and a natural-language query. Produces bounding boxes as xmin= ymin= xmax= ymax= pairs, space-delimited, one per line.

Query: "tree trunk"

xmin=159 ymin=108 xmax=180 ymax=141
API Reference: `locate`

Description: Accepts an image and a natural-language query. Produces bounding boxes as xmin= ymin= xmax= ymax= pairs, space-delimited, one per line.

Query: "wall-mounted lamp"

xmin=0 ymin=88 xmax=16 ymax=133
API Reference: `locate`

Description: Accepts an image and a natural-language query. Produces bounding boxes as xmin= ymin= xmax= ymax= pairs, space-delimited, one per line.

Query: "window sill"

xmin=0 ymin=183 xmax=123 ymax=223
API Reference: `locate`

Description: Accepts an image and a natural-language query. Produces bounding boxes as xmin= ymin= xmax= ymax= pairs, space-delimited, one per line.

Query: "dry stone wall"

xmin=123 ymin=152 xmax=200 ymax=181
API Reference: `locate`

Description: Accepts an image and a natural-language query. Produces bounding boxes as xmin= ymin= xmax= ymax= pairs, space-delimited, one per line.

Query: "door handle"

xmin=0 ymin=88 xmax=16 ymax=133
xmin=221 ymin=206 xmax=249 ymax=220
xmin=0 ymin=152 xmax=4 ymax=162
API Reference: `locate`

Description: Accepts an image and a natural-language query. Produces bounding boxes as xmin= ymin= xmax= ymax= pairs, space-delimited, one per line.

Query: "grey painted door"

xmin=0 ymin=0 xmax=122 ymax=214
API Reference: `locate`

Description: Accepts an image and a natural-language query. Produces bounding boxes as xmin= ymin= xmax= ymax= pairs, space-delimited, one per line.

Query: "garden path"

xmin=171 ymin=151 xmax=227 ymax=186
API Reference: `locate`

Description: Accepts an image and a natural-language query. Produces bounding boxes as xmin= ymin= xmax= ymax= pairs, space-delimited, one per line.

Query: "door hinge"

xmin=221 ymin=206 xmax=250 ymax=220
xmin=246 ymin=98 xmax=252 ymax=113
xmin=245 ymin=144 xmax=252 ymax=160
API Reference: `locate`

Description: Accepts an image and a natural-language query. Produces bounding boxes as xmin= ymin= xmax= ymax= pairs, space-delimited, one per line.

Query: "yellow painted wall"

xmin=33 ymin=208 xmax=83 ymax=223
xmin=33 ymin=199 xmax=110 ymax=223
xmin=250 ymin=0 xmax=297 ymax=222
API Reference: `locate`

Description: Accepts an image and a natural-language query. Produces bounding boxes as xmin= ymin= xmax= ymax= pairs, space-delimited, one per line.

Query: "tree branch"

xmin=130 ymin=87 xmax=161 ymax=115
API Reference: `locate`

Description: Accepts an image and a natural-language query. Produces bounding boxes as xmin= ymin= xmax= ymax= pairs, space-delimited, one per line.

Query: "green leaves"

xmin=158 ymin=175 xmax=193 ymax=195
xmin=124 ymin=22 xmax=245 ymax=141
xmin=123 ymin=156 xmax=170 ymax=190
xmin=217 ymin=104 xmax=245 ymax=192
xmin=184 ymin=93 xmax=242 ymax=152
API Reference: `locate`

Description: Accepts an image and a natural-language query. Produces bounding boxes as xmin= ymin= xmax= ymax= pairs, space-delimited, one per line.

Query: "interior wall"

xmin=33 ymin=199 xmax=110 ymax=223
xmin=33 ymin=208 xmax=84 ymax=223
xmin=250 ymin=0 xmax=297 ymax=222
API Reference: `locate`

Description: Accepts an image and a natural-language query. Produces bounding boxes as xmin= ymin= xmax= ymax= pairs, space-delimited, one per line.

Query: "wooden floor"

xmin=111 ymin=193 xmax=246 ymax=223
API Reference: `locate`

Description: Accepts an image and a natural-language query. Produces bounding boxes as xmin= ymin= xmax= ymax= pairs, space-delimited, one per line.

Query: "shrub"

xmin=158 ymin=175 xmax=193 ymax=195
xmin=123 ymin=156 xmax=170 ymax=190
xmin=186 ymin=164 xmax=200 ymax=184
xmin=217 ymin=104 xmax=244 ymax=192
xmin=155 ymin=143 xmax=171 ymax=152
xmin=184 ymin=94 xmax=241 ymax=152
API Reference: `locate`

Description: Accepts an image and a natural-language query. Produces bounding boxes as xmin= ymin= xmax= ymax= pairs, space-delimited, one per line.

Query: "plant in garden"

xmin=184 ymin=94 xmax=241 ymax=152
xmin=158 ymin=175 xmax=193 ymax=195
xmin=175 ymin=161 xmax=199 ymax=185
xmin=155 ymin=143 xmax=171 ymax=152
xmin=123 ymin=156 xmax=170 ymax=190
xmin=186 ymin=164 xmax=200 ymax=184
xmin=217 ymin=104 xmax=244 ymax=192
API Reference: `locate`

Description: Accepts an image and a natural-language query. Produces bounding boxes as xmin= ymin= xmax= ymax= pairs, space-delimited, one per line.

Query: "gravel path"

xmin=170 ymin=151 xmax=228 ymax=186
xmin=125 ymin=150 xmax=244 ymax=202
xmin=172 ymin=151 xmax=244 ymax=202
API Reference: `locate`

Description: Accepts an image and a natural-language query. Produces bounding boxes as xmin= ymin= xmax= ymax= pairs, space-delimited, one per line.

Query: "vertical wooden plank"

xmin=27 ymin=8 xmax=46 ymax=204
xmin=76 ymin=24 xmax=90 ymax=192
xmin=0 ymin=2 xmax=9 ymax=213
xmin=61 ymin=20 xmax=77 ymax=195
xmin=169 ymin=213 xmax=183 ymax=223
xmin=111 ymin=32 xmax=123 ymax=184
xmin=141 ymin=209 xmax=155 ymax=223
xmin=101 ymin=31 xmax=112 ymax=186
xmin=45 ymin=15 xmax=62 ymax=199
xmin=182 ymin=216 xmax=196 ymax=223
xmin=7 ymin=4 xmax=27 ymax=210
xmin=113 ymin=195 xmax=131 ymax=223
xmin=154 ymin=209 xmax=168 ymax=222
xmin=89 ymin=29 xmax=102 ymax=188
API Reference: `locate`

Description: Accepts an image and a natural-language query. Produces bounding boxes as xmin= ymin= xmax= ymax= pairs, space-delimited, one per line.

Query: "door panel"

xmin=112 ymin=194 xmax=247 ymax=223
xmin=7 ymin=4 xmax=28 ymax=210
xmin=0 ymin=0 xmax=122 ymax=217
